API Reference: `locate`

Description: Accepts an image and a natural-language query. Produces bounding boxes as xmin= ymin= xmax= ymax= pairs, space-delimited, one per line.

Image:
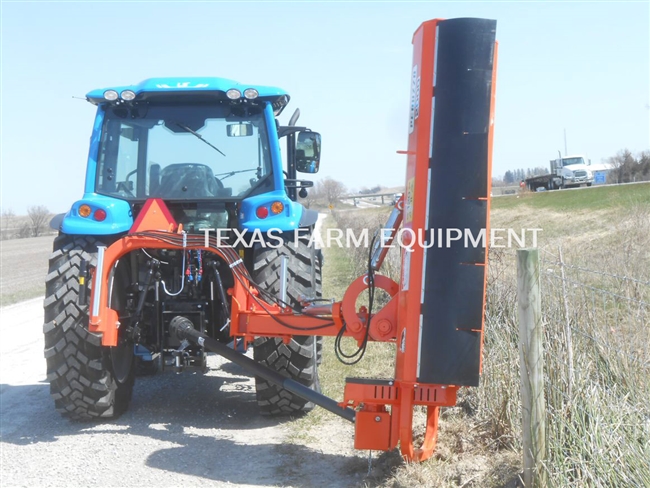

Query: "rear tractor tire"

xmin=252 ymin=237 xmax=322 ymax=416
xmin=43 ymin=235 xmax=135 ymax=420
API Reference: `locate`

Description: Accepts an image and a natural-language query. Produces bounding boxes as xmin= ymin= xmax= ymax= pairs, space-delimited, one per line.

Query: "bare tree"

xmin=27 ymin=205 xmax=50 ymax=237
xmin=606 ymin=149 xmax=636 ymax=184
xmin=318 ymin=177 xmax=347 ymax=207
xmin=18 ymin=222 xmax=33 ymax=239
xmin=637 ymin=150 xmax=650 ymax=181
xmin=1 ymin=208 xmax=15 ymax=240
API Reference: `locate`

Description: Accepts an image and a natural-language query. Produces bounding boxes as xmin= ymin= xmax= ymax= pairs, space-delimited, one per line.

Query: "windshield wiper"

xmin=215 ymin=168 xmax=257 ymax=180
xmin=173 ymin=121 xmax=226 ymax=157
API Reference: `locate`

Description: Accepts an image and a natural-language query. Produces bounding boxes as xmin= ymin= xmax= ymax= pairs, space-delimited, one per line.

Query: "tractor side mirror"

xmin=296 ymin=131 xmax=321 ymax=174
xmin=227 ymin=122 xmax=253 ymax=137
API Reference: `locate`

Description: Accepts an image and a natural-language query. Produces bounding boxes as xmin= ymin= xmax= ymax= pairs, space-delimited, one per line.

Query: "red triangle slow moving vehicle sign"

xmin=129 ymin=198 xmax=177 ymax=233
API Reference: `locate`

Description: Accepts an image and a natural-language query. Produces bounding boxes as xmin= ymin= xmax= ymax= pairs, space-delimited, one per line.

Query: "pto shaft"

xmin=168 ymin=316 xmax=356 ymax=423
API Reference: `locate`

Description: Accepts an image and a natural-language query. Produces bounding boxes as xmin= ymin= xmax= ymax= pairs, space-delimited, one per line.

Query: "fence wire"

xmin=482 ymin=247 xmax=650 ymax=486
xmin=540 ymin=249 xmax=650 ymax=373
xmin=539 ymin=249 xmax=650 ymax=484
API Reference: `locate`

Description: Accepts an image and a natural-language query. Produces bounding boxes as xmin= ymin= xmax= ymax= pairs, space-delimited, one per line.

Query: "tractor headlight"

xmin=226 ymin=89 xmax=241 ymax=100
xmin=103 ymin=90 xmax=119 ymax=101
xmin=121 ymin=90 xmax=136 ymax=101
xmin=243 ymin=88 xmax=259 ymax=99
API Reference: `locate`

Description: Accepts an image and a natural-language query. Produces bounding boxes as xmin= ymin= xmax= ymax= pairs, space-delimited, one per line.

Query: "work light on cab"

xmin=244 ymin=88 xmax=259 ymax=99
xmin=226 ymin=89 xmax=241 ymax=100
xmin=103 ymin=90 xmax=119 ymax=101
xmin=121 ymin=90 xmax=136 ymax=101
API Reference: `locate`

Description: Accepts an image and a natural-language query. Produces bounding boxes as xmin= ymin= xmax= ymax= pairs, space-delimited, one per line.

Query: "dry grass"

xmin=486 ymin=199 xmax=650 ymax=486
xmin=302 ymin=185 xmax=650 ymax=487
xmin=477 ymin=242 xmax=650 ymax=486
xmin=322 ymin=208 xmax=523 ymax=487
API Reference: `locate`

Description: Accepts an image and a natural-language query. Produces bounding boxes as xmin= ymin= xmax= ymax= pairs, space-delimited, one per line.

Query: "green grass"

xmin=319 ymin=217 xmax=395 ymax=398
xmin=492 ymin=182 xmax=650 ymax=211
xmin=321 ymin=217 xmax=356 ymax=302
xmin=287 ymin=217 xmax=395 ymax=446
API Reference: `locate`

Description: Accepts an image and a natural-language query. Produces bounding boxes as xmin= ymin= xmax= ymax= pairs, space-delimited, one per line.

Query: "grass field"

xmin=0 ymin=235 xmax=54 ymax=307
xmin=492 ymin=181 xmax=650 ymax=211
xmin=490 ymin=182 xmax=650 ymax=284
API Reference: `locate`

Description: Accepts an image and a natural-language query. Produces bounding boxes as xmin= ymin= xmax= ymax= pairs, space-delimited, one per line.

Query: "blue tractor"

xmin=44 ymin=78 xmax=324 ymax=419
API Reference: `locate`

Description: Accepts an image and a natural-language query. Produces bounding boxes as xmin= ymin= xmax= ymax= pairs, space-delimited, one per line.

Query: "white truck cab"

xmin=550 ymin=154 xmax=594 ymax=188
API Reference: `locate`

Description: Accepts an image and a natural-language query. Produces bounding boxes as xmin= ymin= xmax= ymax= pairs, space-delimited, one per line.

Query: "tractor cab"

xmin=58 ymin=78 xmax=322 ymax=236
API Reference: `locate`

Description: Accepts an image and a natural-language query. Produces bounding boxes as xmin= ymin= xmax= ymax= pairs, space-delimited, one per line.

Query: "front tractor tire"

xmin=44 ymin=235 xmax=135 ymax=420
xmin=252 ymin=238 xmax=322 ymax=416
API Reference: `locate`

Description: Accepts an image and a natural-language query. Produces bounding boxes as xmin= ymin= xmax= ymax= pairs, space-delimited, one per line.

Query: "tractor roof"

xmin=86 ymin=77 xmax=290 ymax=114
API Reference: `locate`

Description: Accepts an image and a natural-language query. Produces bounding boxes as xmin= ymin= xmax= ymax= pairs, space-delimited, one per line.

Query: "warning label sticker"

xmin=405 ymin=178 xmax=415 ymax=223
xmin=408 ymin=65 xmax=420 ymax=134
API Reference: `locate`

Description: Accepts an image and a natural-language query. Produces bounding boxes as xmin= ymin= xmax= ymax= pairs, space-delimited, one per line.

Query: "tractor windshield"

xmin=96 ymin=104 xmax=272 ymax=201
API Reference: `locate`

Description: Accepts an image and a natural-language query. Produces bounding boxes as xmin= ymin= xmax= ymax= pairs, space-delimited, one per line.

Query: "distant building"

xmin=589 ymin=162 xmax=613 ymax=185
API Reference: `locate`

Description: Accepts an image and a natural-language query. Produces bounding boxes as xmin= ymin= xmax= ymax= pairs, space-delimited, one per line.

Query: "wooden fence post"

xmin=517 ymin=248 xmax=547 ymax=487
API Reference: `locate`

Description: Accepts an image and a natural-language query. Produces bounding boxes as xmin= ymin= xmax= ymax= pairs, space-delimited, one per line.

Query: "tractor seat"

xmin=156 ymin=163 xmax=219 ymax=198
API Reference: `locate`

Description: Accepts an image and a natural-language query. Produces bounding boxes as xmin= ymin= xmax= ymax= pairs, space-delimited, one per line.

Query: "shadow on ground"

xmin=0 ymin=360 xmax=365 ymax=486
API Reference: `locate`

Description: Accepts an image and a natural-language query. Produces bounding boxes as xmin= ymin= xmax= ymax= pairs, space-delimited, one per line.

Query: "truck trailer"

xmin=525 ymin=154 xmax=594 ymax=191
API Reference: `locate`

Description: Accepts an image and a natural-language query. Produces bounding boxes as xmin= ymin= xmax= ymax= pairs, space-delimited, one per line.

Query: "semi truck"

xmin=524 ymin=154 xmax=594 ymax=191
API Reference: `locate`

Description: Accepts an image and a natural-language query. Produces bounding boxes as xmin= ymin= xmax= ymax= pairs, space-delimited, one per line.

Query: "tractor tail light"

xmin=94 ymin=209 xmax=107 ymax=221
xmin=271 ymin=202 xmax=284 ymax=214
xmin=79 ymin=205 xmax=92 ymax=218
xmin=256 ymin=206 xmax=269 ymax=219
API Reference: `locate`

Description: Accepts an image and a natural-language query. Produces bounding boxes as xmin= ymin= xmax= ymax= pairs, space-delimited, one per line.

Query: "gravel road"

xmin=0 ymin=215 xmax=368 ymax=487
xmin=0 ymin=297 xmax=364 ymax=488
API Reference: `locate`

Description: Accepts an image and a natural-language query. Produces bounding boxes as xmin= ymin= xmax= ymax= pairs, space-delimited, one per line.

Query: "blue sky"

xmin=1 ymin=1 xmax=648 ymax=214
